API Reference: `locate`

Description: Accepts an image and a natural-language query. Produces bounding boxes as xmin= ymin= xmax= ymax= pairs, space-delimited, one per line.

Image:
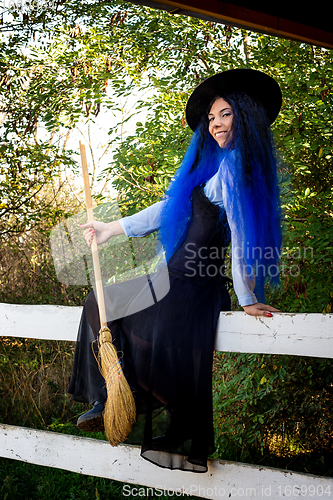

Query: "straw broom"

xmin=79 ymin=141 xmax=136 ymax=446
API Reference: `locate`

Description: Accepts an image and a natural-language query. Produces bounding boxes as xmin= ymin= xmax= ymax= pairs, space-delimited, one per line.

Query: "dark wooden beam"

xmin=133 ymin=0 xmax=333 ymax=49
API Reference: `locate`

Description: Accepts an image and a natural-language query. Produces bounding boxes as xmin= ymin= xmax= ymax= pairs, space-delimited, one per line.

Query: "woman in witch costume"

xmin=68 ymin=68 xmax=282 ymax=473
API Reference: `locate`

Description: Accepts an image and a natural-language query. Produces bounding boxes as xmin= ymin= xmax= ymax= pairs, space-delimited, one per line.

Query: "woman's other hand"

xmin=242 ymin=303 xmax=280 ymax=317
xmin=80 ymin=220 xmax=124 ymax=247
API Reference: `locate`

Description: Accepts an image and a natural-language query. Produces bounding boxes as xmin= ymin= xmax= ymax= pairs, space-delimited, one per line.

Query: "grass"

xmin=1 ymin=459 xmax=123 ymax=500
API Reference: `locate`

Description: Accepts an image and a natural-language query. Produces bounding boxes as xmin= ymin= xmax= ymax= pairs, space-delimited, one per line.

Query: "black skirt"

xmin=68 ymin=187 xmax=231 ymax=472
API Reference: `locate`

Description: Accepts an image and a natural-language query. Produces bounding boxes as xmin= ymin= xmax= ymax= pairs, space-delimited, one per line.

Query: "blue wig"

xmin=159 ymin=91 xmax=282 ymax=302
xmin=159 ymin=118 xmax=226 ymax=260
xmin=221 ymin=92 xmax=282 ymax=300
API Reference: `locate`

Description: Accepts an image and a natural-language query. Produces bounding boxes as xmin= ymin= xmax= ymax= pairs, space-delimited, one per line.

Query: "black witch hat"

xmin=186 ymin=68 xmax=282 ymax=131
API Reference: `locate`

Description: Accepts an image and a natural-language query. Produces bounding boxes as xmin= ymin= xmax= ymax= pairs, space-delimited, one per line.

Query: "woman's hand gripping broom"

xmin=79 ymin=141 xmax=136 ymax=446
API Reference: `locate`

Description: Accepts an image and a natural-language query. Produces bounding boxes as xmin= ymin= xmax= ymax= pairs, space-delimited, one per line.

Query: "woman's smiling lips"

xmin=215 ymin=130 xmax=228 ymax=138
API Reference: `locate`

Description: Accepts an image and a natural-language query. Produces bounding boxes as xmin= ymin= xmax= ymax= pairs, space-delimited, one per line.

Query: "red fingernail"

xmin=267 ymin=313 xmax=273 ymax=317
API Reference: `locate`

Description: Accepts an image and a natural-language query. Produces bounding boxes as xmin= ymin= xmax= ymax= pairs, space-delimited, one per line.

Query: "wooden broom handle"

xmin=79 ymin=141 xmax=108 ymax=328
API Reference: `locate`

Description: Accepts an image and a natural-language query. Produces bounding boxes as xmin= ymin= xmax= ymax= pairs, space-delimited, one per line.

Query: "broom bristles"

xmin=98 ymin=327 xmax=136 ymax=446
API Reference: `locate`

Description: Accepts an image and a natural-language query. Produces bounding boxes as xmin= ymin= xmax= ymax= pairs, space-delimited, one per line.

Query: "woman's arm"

xmin=228 ymin=218 xmax=280 ymax=315
xmin=205 ymin=162 xmax=280 ymax=317
xmin=228 ymin=218 xmax=280 ymax=316
xmin=119 ymin=201 xmax=165 ymax=237
xmin=80 ymin=201 xmax=165 ymax=247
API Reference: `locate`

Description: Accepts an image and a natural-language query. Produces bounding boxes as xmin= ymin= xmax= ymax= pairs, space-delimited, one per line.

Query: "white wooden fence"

xmin=1 ymin=302 xmax=333 ymax=500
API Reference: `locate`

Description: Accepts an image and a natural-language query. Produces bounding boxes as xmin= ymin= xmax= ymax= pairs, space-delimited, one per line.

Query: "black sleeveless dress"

xmin=68 ymin=187 xmax=231 ymax=472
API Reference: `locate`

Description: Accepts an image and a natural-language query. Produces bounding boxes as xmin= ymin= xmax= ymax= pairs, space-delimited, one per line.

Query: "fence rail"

xmin=2 ymin=303 xmax=333 ymax=357
xmin=1 ymin=303 xmax=333 ymax=500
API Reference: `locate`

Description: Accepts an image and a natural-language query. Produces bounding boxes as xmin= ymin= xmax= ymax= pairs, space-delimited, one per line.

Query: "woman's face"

xmin=208 ymin=97 xmax=233 ymax=148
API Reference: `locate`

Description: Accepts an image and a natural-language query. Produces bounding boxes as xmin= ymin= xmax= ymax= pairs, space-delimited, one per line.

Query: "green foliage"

xmin=111 ymin=94 xmax=191 ymax=214
xmin=0 ymin=184 xmax=91 ymax=306
xmin=268 ymin=189 xmax=333 ymax=313
xmin=213 ymin=352 xmax=333 ymax=475
xmin=0 ymin=337 xmax=77 ymax=428
xmin=0 ymin=145 xmax=76 ymax=237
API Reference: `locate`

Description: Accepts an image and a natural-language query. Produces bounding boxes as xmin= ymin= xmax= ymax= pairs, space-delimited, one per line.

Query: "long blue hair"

xmin=159 ymin=91 xmax=282 ymax=302
xmin=159 ymin=118 xmax=225 ymax=258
